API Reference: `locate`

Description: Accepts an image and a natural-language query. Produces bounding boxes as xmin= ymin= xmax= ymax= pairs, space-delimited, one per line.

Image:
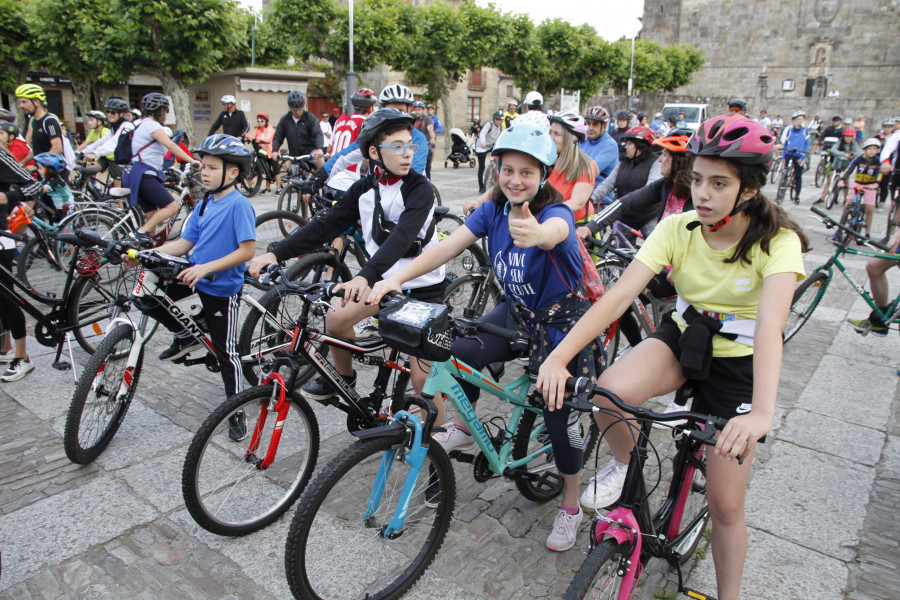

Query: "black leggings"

xmin=140 ymin=283 xmax=243 ymax=398
xmin=136 ymin=172 xmax=176 ymax=214
xmin=450 ymin=302 xmax=584 ymax=475
xmin=476 ymin=151 xmax=488 ymax=189
xmin=0 ymin=248 xmax=27 ymax=339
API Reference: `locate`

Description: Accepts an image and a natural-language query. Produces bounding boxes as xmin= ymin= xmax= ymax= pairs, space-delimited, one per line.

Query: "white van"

xmin=662 ymin=104 xmax=708 ymax=131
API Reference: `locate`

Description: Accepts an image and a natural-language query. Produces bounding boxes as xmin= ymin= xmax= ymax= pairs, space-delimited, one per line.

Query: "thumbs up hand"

xmin=509 ymin=202 xmax=545 ymax=248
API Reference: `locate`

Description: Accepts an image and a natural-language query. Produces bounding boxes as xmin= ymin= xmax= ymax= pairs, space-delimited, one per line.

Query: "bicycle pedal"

xmin=448 ymin=450 xmax=475 ymax=463
xmin=683 ymin=588 xmax=717 ymax=600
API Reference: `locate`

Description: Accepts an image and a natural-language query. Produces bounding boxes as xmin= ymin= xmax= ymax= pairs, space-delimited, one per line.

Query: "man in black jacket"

xmin=271 ymin=91 xmax=324 ymax=170
xmin=208 ymin=95 xmax=249 ymax=138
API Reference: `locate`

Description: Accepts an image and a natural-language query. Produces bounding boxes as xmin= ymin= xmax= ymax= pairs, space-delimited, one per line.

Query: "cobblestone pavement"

xmin=1 ymin=162 xmax=898 ymax=599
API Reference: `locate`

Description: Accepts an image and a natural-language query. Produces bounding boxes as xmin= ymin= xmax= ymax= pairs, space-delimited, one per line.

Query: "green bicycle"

xmin=284 ymin=298 xmax=599 ymax=600
xmin=786 ymin=206 xmax=900 ymax=341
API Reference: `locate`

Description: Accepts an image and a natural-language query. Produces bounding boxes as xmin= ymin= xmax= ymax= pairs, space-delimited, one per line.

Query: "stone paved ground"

xmin=0 ymin=162 xmax=898 ymax=599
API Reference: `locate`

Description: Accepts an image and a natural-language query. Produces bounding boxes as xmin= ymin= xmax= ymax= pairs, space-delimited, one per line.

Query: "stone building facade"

xmin=641 ymin=0 xmax=900 ymax=134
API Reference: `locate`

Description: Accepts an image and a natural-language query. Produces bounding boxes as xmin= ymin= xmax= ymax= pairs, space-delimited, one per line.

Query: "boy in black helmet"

xmin=249 ymin=108 xmax=446 ymax=400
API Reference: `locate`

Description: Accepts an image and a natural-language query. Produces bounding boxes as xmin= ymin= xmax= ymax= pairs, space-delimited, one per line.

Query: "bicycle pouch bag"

xmin=378 ymin=296 xmax=452 ymax=361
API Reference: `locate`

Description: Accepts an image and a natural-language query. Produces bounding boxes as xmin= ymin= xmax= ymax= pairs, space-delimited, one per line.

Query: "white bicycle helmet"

xmin=791 ymin=111 xmax=806 ymax=119
xmin=862 ymin=138 xmax=882 ymax=149
xmin=379 ymin=84 xmax=414 ymax=106
xmin=221 ymin=95 xmax=236 ymax=104
xmin=548 ymin=109 xmax=588 ymax=142
xmin=524 ymin=91 xmax=543 ymax=108
xmin=510 ymin=110 xmax=550 ymax=133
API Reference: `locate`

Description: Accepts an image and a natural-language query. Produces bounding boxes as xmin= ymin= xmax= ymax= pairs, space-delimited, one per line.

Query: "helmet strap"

xmin=201 ymin=166 xmax=240 ymax=214
xmin=687 ymin=184 xmax=751 ymax=232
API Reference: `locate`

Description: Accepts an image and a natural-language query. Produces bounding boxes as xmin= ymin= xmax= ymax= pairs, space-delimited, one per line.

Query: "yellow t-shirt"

xmin=635 ymin=211 xmax=806 ymax=357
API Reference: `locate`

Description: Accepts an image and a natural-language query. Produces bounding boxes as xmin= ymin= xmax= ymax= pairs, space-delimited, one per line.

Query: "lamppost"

xmin=346 ymin=0 xmax=356 ymax=112
xmin=627 ymin=32 xmax=635 ymax=111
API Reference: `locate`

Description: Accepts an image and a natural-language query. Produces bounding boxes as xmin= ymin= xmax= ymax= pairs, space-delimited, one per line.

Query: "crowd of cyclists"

xmin=2 ymin=75 xmax=899 ymax=599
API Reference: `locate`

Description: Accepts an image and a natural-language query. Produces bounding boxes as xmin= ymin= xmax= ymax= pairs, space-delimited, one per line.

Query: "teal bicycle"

xmin=284 ymin=298 xmax=599 ymax=599
xmin=785 ymin=206 xmax=900 ymax=341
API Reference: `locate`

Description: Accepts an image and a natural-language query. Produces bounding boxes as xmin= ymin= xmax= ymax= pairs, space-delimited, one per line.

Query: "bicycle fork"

xmin=245 ymin=372 xmax=292 ymax=470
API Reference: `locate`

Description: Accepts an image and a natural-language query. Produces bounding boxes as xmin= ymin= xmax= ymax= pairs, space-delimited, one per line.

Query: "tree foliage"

xmin=264 ymin=0 xmax=336 ymax=64
xmin=608 ymin=39 xmax=705 ymax=92
xmin=0 ymin=0 xmax=33 ymax=95
xmin=324 ymin=0 xmax=414 ymax=74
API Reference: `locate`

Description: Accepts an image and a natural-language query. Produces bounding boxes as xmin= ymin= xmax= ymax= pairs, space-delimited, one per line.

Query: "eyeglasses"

xmin=105 ymin=110 xmax=119 ymax=115
xmin=378 ymin=143 xmax=418 ymax=155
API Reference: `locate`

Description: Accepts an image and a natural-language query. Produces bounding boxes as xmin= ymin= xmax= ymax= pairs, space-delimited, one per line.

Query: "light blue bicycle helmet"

xmin=491 ymin=122 xmax=557 ymax=183
xmin=412 ymin=100 xmax=426 ymax=109
xmin=33 ymin=152 xmax=68 ymax=173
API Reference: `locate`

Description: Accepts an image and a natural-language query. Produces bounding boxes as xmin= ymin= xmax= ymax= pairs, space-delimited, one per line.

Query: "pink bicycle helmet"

xmin=549 ymin=109 xmax=588 ymax=142
xmin=584 ymin=105 xmax=609 ymax=123
xmin=686 ymin=113 xmax=775 ymax=165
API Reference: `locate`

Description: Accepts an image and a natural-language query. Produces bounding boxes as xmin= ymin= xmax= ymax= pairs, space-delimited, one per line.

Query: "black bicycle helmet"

xmin=141 ymin=92 xmax=170 ymax=113
xmin=0 ymin=122 xmax=19 ymax=137
xmin=728 ymin=99 xmax=747 ymax=111
xmin=492 ymin=110 xmax=503 ymax=120
xmin=287 ymin=90 xmax=305 ymax=110
xmin=357 ymin=108 xmax=415 ymax=156
xmin=0 ymin=108 xmax=14 ymax=123
xmin=615 ymin=110 xmax=631 ymax=121
xmin=104 ymin=97 xmax=128 ymax=113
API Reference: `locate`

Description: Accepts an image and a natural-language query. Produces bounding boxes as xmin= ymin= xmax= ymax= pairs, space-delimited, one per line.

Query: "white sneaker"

xmin=432 ymin=423 xmax=476 ymax=453
xmin=1 ymin=357 xmax=34 ymax=382
xmin=353 ymin=316 xmax=378 ymax=336
xmin=546 ymin=506 xmax=583 ymax=552
xmin=652 ymin=399 xmax=689 ymax=430
xmin=0 ymin=349 xmax=15 ymax=364
xmin=581 ymin=458 xmax=628 ymax=511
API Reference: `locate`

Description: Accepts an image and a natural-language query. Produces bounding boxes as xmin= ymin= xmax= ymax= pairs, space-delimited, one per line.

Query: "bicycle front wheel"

xmin=63 ymin=324 xmax=140 ymax=464
xmin=666 ymin=446 xmax=709 ymax=563
xmin=239 ymin=160 xmax=263 ymax=198
xmin=248 ymin=210 xmax=307 ymax=291
xmin=182 ymin=385 xmax=320 ymax=536
xmin=285 ymin=437 xmax=455 ymax=600
xmin=815 ymin=160 xmax=826 ymax=188
xmin=278 ymin=184 xmax=307 ymax=219
xmin=564 ymin=539 xmax=630 ymax=600
xmin=511 ymin=406 xmax=599 ymax=502
xmin=784 ymin=270 xmax=829 ymax=342
xmin=825 ymin=180 xmax=841 ymax=210
xmin=67 ymin=273 xmax=122 ymax=354
xmin=442 ymin=272 xmax=500 ymax=319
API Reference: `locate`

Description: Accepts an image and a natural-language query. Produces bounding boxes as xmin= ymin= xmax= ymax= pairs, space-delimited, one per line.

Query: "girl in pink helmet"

xmin=538 ymin=113 xmax=809 ymax=599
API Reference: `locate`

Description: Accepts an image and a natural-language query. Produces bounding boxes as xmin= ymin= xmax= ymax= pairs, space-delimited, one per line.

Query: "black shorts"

xmin=650 ymin=314 xmax=754 ymax=420
xmin=98 ymin=157 xmax=122 ymax=180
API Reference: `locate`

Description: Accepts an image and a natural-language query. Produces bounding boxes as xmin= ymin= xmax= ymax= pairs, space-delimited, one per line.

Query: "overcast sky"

xmin=239 ymin=0 xmax=644 ymax=42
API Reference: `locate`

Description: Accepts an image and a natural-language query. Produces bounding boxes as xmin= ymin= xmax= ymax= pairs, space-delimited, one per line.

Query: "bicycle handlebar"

xmin=126 ymin=249 xmax=216 ymax=281
xmin=809 ymin=206 xmax=894 ymax=253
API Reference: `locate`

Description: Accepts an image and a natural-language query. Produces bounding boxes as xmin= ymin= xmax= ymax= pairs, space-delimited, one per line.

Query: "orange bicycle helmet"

xmin=653 ymin=127 xmax=693 ymax=152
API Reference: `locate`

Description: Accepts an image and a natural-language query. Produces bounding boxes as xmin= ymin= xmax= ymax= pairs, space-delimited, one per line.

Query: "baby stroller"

xmin=445 ymin=128 xmax=476 ymax=168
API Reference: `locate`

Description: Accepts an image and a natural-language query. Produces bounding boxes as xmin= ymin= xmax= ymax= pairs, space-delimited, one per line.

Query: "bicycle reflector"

xmin=76 ymin=250 xmax=103 ymax=277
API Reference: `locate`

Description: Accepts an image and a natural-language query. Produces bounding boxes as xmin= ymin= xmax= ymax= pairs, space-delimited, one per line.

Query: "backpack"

xmin=549 ymin=242 xmax=605 ymax=303
xmin=114 ymin=123 xmax=153 ymax=165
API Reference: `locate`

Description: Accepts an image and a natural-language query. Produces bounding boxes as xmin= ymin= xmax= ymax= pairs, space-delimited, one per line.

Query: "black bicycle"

xmin=239 ymin=139 xmax=281 ymax=197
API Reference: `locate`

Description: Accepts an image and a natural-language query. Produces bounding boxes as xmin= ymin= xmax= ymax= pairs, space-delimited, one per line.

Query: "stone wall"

xmin=641 ymin=0 xmax=900 ymax=136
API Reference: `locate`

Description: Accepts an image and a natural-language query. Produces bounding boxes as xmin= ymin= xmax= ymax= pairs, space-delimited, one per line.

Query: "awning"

xmin=239 ymin=79 xmax=308 ymax=93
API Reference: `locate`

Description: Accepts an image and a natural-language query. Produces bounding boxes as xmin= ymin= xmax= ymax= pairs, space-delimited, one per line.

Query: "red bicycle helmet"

xmin=584 ymin=105 xmax=609 ymax=123
xmin=621 ymin=126 xmax=655 ymax=145
xmin=351 ymin=88 xmax=377 ymax=111
xmin=686 ymin=113 xmax=775 ymax=165
xmin=841 ymin=127 xmax=857 ymax=137
xmin=256 ymin=112 xmax=269 ymax=122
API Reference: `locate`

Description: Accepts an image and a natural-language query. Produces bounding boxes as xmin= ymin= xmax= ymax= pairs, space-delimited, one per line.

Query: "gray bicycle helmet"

xmin=104 ymin=97 xmax=128 ymax=113
xmin=357 ymin=108 xmax=415 ymax=156
xmin=0 ymin=122 xmax=19 ymax=137
xmin=287 ymin=90 xmax=305 ymax=110
xmin=0 ymin=108 xmax=14 ymax=122
xmin=615 ymin=110 xmax=631 ymax=121
xmin=141 ymin=93 xmax=169 ymax=113
xmin=379 ymin=84 xmax=414 ymax=107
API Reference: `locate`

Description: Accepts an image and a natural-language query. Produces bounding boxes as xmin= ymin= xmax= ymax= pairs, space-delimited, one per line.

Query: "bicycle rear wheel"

xmin=784 ymin=270 xmax=829 ymax=342
xmin=564 ymin=539 xmax=630 ymax=600
xmin=63 ymin=324 xmax=140 ymax=464
xmin=442 ymin=272 xmax=500 ymax=319
xmin=278 ymin=184 xmax=308 ymax=219
xmin=67 ymin=272 xmax=125 ymax=354
xmin=285 ymin=436 xmax=455 ymax=600
xmin=182 ymin=385 xmax=319 ymax=536
xmin=239 ymin=160 xmax=263 ymax=198
xmin=248 ymin=210 xmax=308 ymax=292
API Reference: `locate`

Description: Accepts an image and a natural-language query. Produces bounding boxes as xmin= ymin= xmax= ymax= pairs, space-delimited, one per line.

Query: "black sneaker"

xmin=301 ymin=370 xmax=356 ymax=402
xmin=159 ymin=337 xmax=203 ymax=361
xmin=228 ymin=411 xmax=248 ymax=442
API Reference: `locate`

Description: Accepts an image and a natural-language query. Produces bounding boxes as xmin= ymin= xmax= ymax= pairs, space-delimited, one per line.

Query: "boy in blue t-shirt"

xmin=134 ymin=134 xmax=255 ymax=440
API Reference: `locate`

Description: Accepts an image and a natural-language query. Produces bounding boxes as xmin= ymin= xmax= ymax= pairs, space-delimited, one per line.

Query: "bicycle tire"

xmin=431 ymin=182 xmax=442 ymax=207
xmin=248 ymin=210 xmax=308 ymax=292
xmin=815 ymin=160 xmax=826 ymax=188
xmin=775 ymin=167 xmax=789 ymax=204
xmin=278 ymin=184 xmax=308 ymax=219
xmin=162 ymin=185 xmax=193 ymax=241
xmin=442 ymin=272 xmax=501 ymax=319
xmin=239 ymin=160 xmax=263 ymax=198
xmin=769 ymin=158 xmax=781 ymax=184
xmin=182 ymin=384 xmax=320 ymax=536
xmin=511 ymin=407 xmax=600 ymax=502
xmin=840 ymin=200 xmax=863 ymax=235
xmin=284 ymin=436 xmax=455 ymax=600
xmin=482 ymin=158 xmax=496 ymax=192
xmin=238 ymin=253 xmax=352 ymax=386
xmin=784 ymin=270 xmax=829 ymax=342
xmin=444 ymin=242 xmax=490 ymax=284
xmin=665 ymin=443 xmax=709 ymax=563
xmin=67 ymin=273 xmax=123 ymax=354
xmin=564 ymin=539 xmax=630 ymax=600
xmin=825 ymin=180 xmax=841 ymax=210
xmin=63 ymin=324 xmax=141 ymax=464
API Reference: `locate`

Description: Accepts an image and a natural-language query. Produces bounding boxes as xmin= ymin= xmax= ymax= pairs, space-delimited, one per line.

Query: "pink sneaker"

xmin=432 ymin=423 xmax=476 ymax=452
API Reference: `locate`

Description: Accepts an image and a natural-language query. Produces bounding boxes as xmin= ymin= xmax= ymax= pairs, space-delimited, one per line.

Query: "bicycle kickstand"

xmin=51 ymin=334 xmax=73 ymax=373
xmin=674 ymin=560 xmax=717 ymax=600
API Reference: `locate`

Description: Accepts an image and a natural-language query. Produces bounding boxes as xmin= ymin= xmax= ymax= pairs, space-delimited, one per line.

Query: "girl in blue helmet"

xmin=370 ymin=122 xmax=603 ymax=552
xmin=33 ymin=152 xmax=73 ymax=224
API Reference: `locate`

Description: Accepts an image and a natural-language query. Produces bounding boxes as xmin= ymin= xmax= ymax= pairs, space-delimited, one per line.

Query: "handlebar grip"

xmin=0 ymin=230 xmax=25 ymax=243
xmin=478 ymin=321 xmax=521 ymax=342
xmin=582 ymin=234 xmax=601 ymax=248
